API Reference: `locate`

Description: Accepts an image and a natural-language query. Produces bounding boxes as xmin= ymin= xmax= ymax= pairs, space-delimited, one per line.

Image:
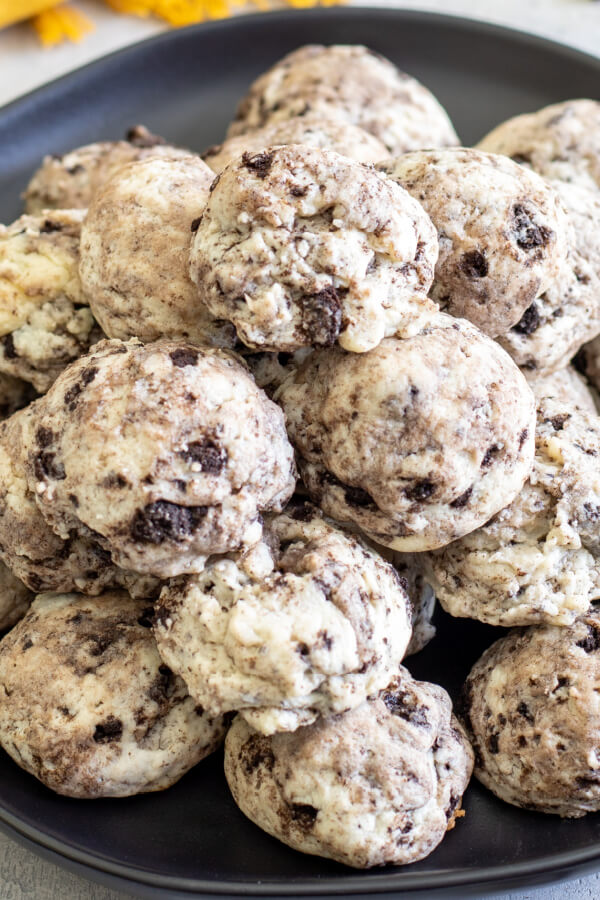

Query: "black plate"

xmin=1 ymin=8 xmax=600 ymax=898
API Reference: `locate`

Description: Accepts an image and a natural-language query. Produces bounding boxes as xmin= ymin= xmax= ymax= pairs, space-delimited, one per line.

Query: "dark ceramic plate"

xmin=1 ymin=8 xmax=600 ymax=898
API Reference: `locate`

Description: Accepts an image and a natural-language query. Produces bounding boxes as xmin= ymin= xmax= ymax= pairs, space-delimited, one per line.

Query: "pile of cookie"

xmin=1 ymin=44 xmax=600 ymax=869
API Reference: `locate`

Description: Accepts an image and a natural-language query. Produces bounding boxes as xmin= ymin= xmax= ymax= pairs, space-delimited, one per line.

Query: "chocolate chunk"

xmin=290 ymin=803 xmax=318 ymax=829
xmin=181 ymin=437 xmax=227 ymax=475
xmin=481 ymin=444 xmax=500 ymax=468
xmin=513 ymin=204 xmax=553 ymax=251
xmin=242 ymin=150 xmax=275 ymax=179
xmin=576 ymin=623 xmax=600 ymax=653
xmin=131 ymin=500 xmax=208 ymax=544
xmin=93 ymin=715 xmax=123 ymax=744
xmin=148 ymin=664 xmax=175 ymax=703
xmin=548 ymin=414 xmax=570 ymax=431
xmin=300 ymin=285 xmax=342 ymax=347
xmin=34 ymin=451 xmax=66 ymax=481
xmin=291 ymin=185 xmax=308 ymax=197
xmin=209 ymin=173 xmax=221 ymax=193
xmin=513 ymin=304 xmax=541 ymax=335
xmin=170 ymin=348 xmax=199 ymax=368
xmin=40 ymin=219 xmax=62 ymax=234
xmin=382 ymin=690 xmax=429 ymax=727
xmin=450 ymin=486 xmax=473 ymax=509
xmin=460 ymin=249 xmax=489 ymax=279
xmin=517 ymin=701 xmax=534 ymax=723
xmin=405 ymin=479 xmax=435 ymax=502
xmin=518 ymin=428 xmax=529 ymax=450
xmin=190 ymin=216 xmax=202 ymax=232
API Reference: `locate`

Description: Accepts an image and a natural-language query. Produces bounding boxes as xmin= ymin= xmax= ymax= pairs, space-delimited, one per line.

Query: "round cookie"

xmin=0 ymin=373 xmax=35 ymax=420
xmin=154 ymin=503 xmax=412 ymax=734
xmin=80 ymin=155 xmax=237 ymax=346
xmin=0 ymin=405 xmax=160 ymax=597
xmin=462 ymin=609 xmax=600 ymax=817
xmin=477 ymin=99 xmax=600 ymax=192
xmin=498 ymin=181 xmax=600 ymax=374
xmin=28 ymin=339 xmax=296 ymax=578
xmin=378 ymin=149 xmax=571 ymax=338
xmin=224 ymin=668 xmax=473 ymax=868
xmin=0 ymin=591 xmax=227 ymax=797
xmin=0 ymin=209 xmax=100 ymax=393
xmin=23 ymin=125 xmax=192 ymax=213
xmin=278 ymin=315 xmax=536 ymax=551
xmin=425 ymin=397 xmax=600 ymax=626
xmin=0 ymin=562 xmax=33 ymax=632
xmin=203 ymin=115 xmax=387 ymax=172
xmin=190 ymin=144 xmax=438 ymax=353
xmin=227 ymin=45 xmax=459 ymax=156
xmin=526 ymin=365 xmax=597 ymax=414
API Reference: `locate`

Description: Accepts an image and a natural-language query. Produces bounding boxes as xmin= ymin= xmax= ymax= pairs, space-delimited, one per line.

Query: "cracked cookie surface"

xmin=224 ymin=667 xmax=473 ymax=867
xmin=0 ymin=590 xmax=227 ymax=797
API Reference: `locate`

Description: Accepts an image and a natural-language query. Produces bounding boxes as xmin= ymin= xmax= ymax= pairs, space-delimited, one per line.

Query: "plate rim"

xmin=2 ymin=6 xmax=600 ymax=896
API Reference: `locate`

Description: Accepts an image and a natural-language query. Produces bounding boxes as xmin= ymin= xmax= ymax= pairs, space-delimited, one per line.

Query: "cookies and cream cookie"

xmin=425 ymin=398 xmax=600 ymax=626
xmin=28 ymin=339 xmax=296 ymax=578
xmin=477 ymin=99 xmax=600 ymax=192
xmin=190 ymin=144 xmax=438 ymax=353
xmin=378 ymin=149 xmax=571 ymax=337
xmin=225 ymin=668 xmax=473 ymax=867
xmin=23 ymin=125 xmax=192 ymax=213
xmin=154 ymin=503 xmax=412 ymax=734
xmin=278 ymin=316 xmax=535 ymax=551
xmin=525 ymin=365 xmax=597 ymax=414
xmin=80 ymin=156 xmax=236 ymax=346
xmin=227 ymin=45 xmax=459 ymax=156
xmin=0 ymin=209 xmax=100 ymax=393
xmin=0 ymin=591 xmax=227 ymax=797
xmin=498 ymin=181 xmax=600 ymax=374
xmin=462 ymin=610 xmax=600 ymax=816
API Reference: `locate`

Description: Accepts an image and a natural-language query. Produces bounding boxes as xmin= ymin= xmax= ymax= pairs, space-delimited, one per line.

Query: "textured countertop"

xmin=1 ymin=0 xmax=600 ymax=897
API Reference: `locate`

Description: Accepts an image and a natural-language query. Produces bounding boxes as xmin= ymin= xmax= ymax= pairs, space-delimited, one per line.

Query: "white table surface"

xmin=1 ymin=0 xmax=600 ymax=897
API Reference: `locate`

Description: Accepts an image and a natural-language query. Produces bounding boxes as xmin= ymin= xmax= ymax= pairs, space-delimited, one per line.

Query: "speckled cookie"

xmin=190 ymin=144 xmax=438 ymax=353
xmin=0 ymin=591 xmax=227 ymax=797
xmin=0 ymin=562 xmax=33 ymax=632
xmin=498 ymin=181 xmax=600 ymax=374
xmin=80 ymin=156 xmax=237 ymax=346
xmin=0 ymin=373 xmax=35 ymax=420
xmin=278 ymin=315 xmax=535 ymax=551
xmin=477 ymin=100 xmax=600 ymax=192
xmin=0 ymin=209 xmax=101 ymax=393
xmin=378 ymin=149 xmax=571 ymax=338
xmin=525 ymin=365 xmax=597 ymax=414
xmin=0 ymin=405 xmax=160 ymax=597
xmin=462 ymin=609 xmax=600 ymax=816
xmin=28 ymin=339 xmax=296 ymax=578
xmin=23 ymin=125 xmax=192 ymax=213
xmin=225 ymin=667 xmax=473 ymax=868
xmin=425 ymin=398 xmax=600 ymax=626
xmin=204 ymin=115 xmax=387 ymax=173
xmin=227 ymin=45 xmax=459 ymax=156
xmin=154 ymin=503 xmax=412 ymax=734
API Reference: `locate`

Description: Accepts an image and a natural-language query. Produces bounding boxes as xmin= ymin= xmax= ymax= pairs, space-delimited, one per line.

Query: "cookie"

xmin=154 ymin=503 xmax=412 ymax=734
xmin=425 ymin=397 xmax=600 ymax=626
xmin=378 ymin=149 xmax=571 ymax=338
xmin=28 ymin=339 xmax=296 ymax=578
xmin=0 ymin=373 xmax=35 ymax=420
xmin=227 ymin=45 xmax=459 ymax=156
xmin=190 ymin=144 xmax=438 ymax=353
xmin=278 ymin=316 xmax=535 ymax=551
xmin=80 ymin=156 xmax=237 ymax=346
xmin=0 ymin=562 xmax=33 ymax=632
xmin=224 ymin=667 xmax=473 ymax=868
xmin=203 ymin=115 xmax=387 ymax=172
xmin=462 ymin=609 xmax=600 ymax=817
xmin=0 ymin=591 xmax=227 ymax=797
xmin=23 ymin=125 xmax=192 ymax=213
xmin=477 ymin=99 xmax=600 ymax=192
xmin=526 ymin=365 xmax=597 ymax=414
xmin=0 ymin=405 xmax=160 ymax=597
xmin=0 ymin=209 xmax=100 ymax=393
xmin=498 ymin=181 xmax=600 ymax=374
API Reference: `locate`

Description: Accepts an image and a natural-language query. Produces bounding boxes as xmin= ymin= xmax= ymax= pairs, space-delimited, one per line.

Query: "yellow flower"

xmin=0 ymin=0 xmax=343 ymax=46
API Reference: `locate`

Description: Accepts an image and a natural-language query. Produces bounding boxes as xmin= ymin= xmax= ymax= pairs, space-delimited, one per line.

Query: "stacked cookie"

xmin=1 ymin=43 xmax=600 ymax=870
